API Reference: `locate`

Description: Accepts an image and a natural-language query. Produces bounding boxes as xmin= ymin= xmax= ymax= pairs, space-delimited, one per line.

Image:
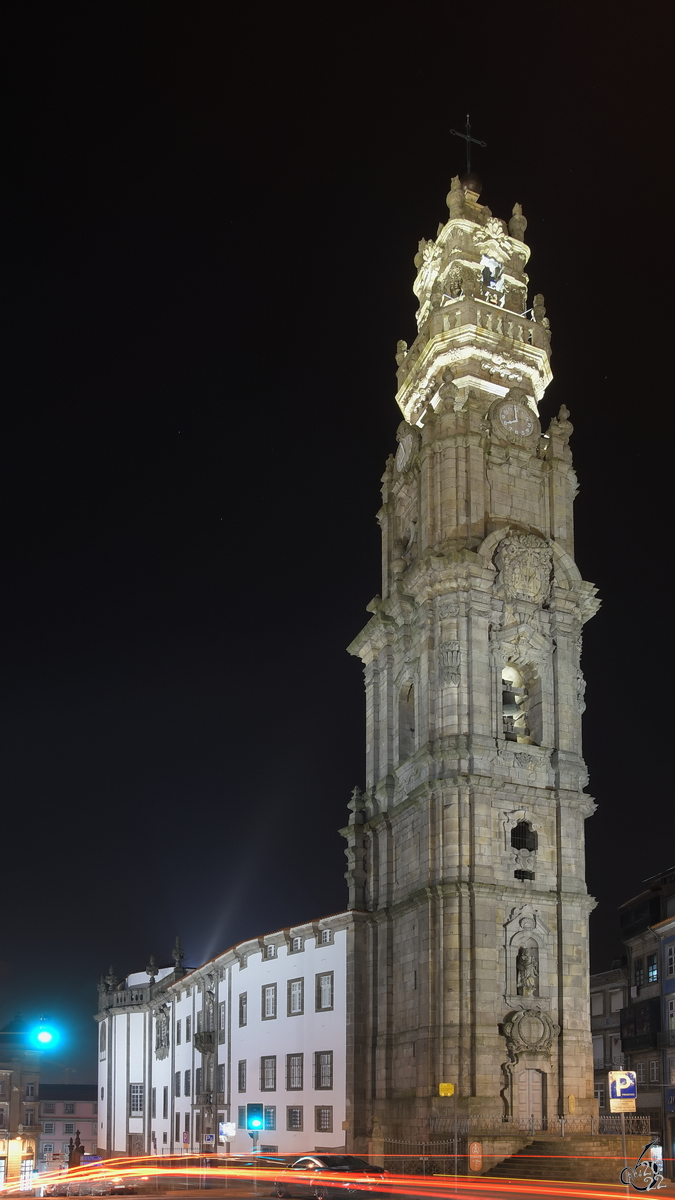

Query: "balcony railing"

xmin=657 ymin=1028 xmax=675 ymax=1047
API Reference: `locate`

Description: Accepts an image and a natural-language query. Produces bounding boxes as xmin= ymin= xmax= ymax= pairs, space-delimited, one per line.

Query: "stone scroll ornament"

xmin=503 ymin=1007 xmax=559 ymax=1055
xmin=439 ymin=640 xmax=461 ymax=686
xmin=495 ymin=534 xmax=553 ymax=605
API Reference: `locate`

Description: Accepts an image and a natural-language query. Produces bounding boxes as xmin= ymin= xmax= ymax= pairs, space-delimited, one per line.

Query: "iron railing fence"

xmin=426 ymin=1114 xmax=652 ymax=1137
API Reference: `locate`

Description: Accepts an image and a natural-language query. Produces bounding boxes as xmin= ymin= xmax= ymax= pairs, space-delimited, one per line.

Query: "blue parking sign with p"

xmin=608 ymin=1070 xmax=637 ymax=1112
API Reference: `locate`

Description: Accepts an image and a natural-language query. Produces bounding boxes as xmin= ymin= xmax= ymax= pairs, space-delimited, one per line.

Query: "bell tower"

xmin=344 ymin=175 xmax=600 ymax=1141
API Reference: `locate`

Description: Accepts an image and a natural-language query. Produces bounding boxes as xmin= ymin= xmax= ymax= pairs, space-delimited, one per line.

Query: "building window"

xmin=264 ymin=1106 xmax=276 ymax=1130
xmin=195 ymin=1113 xmax=201 ymax=1144
xmin=184 ymin=1112 xmax=190 ymax=1138
xmin=266 ymin=945 xmax=276 ymax=959
xmin=610 ymin=990 xmax=624 ymax=1012
xmin=217 ymin=1064 xmax=225 ymax=1095
xmin=43 ymin=1123 xmax=55 ymax=1135
xmin=42 ymin=1144 xmax=54 ymax=1156
xmin=647 ymin=954 xmax=658 ymax=984
xmin=315 ymin=1106 xmax=333 ymax=1133
xmin=636 ymin=1062 xmax=646 ymax=1084
xmin=93 ymin=1102 xmax=98 ymax=1115
xmin=502 ymin=665 xmax=530 ymax=742
xmin=25 ymin=1082 xmax=35 ymax=1099
xmin=667 ymin=945 xmax=675 ymax=978
xmin=239 ymin=993 xmax=247 ymax=1026
xmin=511 ymin=820 xmax=537 ymax=852
xmin=64 ymin=1103 xmax=75 ymax=1115
xmin=262 ymin=984 xmax=277 ymax=1020
xmin=176 ymin=1019 xmax=181 ymax=1045
xmin=101 ymin=1087 xmax=104 ymax=1101
xmin=0 ymin=1107 xmax=5 ymax=1129
xmin=175 ymin=1112 xmax=180 ymax=1144
xmin=261 ymin=1056 xmax=277 ymax=1091
xmin=238 ymin=1061 xmax=246 ymax=1092
xmin=151 ymin=1088 xmax=157 ymax=1118
xmin=195 ymin=1068 xmax=202 ymax=1096
xmin=649 ymin=1060 xmax=659 ymax=1083
xmin=634 ymin=958 xmax=644 ymax=987
xmin=175 ymin=1072 xmax=181 ymax=1098
xmin=315 ymin=1051 xmax=333 ymax=1090
xmin=288 ymin=978 xmax=304 ymax=1016
xmin=237 ymin=1106 xmax=246 ymax=1129
xmin=320 ymin=929 xmax=332 ymax=945
xmin=514 ymin=870 xmax=535 ymax=882
xmin=287 ymin=1106 xmax=303 ymax=1131
xmin=669 ymin=1056 xmax=675 ymax=1084
xmin=218 ymin=1003 xmax=226 ymax=1043
xmin=287 ymin=1053 xmax=303 ymax=1091
xmin=197 ymin=1010 xmax=203 ymax=1033
xmin=25 ymin=1110 xmax=34 ymax=1126
xmin=130 ymin=1085 xmax=144 ymax=1116
xmin=162 ymin=1132 xmax=167 ymax=1146
xmin=316 ymin=972 xmax=334 ymax=1011
xmin=184 ymin=1070 xmax=191 ymax=1097
xmin=163 ymin=1086 xmax=169 ymax=1119
xmin=99 ymin=1021 xmax=107 ymax=1061
xmin=43 ymin=1103 xmax=55 ymax=1114
xmin=290 ymin=936 xmax=303 ymax=953
xmin=64 ymin=1123 xmax=75 ymax=1135
xmin=398 ymin=682 xmax=415 ymax=760
xmin=186 ymin=1015 xmax=192 ymax=1042
xmin=62 ymin=1143 xmax=71 ymax=1155
xmin=594 ymin=1084 xmax=605 ymax=1110
xmin=669 ymin=998 xmax=675 ymax=1030
xmin=591 ymin=993 xmax=603 ymax=1017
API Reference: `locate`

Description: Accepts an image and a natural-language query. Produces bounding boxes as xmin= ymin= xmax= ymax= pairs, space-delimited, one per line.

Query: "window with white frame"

xmin=64 ymin=1123 xmax=74 ymax=1135
xmin=610 ymin=990 xmax=624 ymax=1012
xmin=287 ymin=1053 xmax=303 ymax=1090
xmin=288 ymin=978 xmax=304 ymax=1016
xmin=62 ymin=1143 xmax=71 ymax=1155
xmin=261 ymin=1056 xmax=276 ymax=1091
xmin=290 ymin=936 xmax=303 ymax=953
xmin=591 ymin=993 xmax=603 ymax=1016
xmin=593 ymin=1084 xmax=605 ymax=1110
xmin=315 ymin=1051 xmax=333 ymax=1089
xmin=42 ymin=1144 xmax=54 ymax=1156
xmin=238 ymin=1061 xmax=246 ymax=1092
xmin=43 ymin=1103 xmax=55 ymax=1114
xmin=24 ymin=1110 xmax=34 ymax=1126
xmin=320 ymin=929 xmax=332 ymax=944
xmin=25 ymin=1082 xmax=35 ymax=1098
xmin=636 ymin=1062 xmax=646 ymax=1084
xmin=130 ymin=1084 xmax=144 ymax=1116
xmin=219 ymin=1003 xmax=226 ymax=1042
xmin=287 ymin=1106 xmax=303 ymax=1131
xmin=43 ymin=1122 xmax=55 ymax=1135
xmin=316 ymin=972 xmax=334 ymax=1011
xmin=239 ymin=993 xmax=247 ymax=1027
xmin=99 ymin=1022 xmax=107 ymax=1061
xmin=647 ymin=954 xmax=658 ymax=984
xmin=64 ymin=1103 xmax=75 ymax=1115
xmin=315 ymin=1106 xmax=333 ymax=1132
xmin=649 ymin=1060 xmax=659 ymax=1083
xmin=264 ymin=1106 xmax=276 ymax=1130
xmin=668 ymin=945 xmax=675 ymax=977
xmin=266 ymin=945 xmax=276 ymax=959
xmin=262 ymin=984 xmax=277 ymax=1020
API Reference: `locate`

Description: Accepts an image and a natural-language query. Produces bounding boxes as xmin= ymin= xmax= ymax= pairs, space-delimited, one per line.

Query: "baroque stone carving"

xmin=508 ymin=202 xmax=527 ymax=242
xmin=516 ymin=945 xmax=539 ymax=996
xmin=503 ymin=1007 xmax=559 ymax=1055
xmin=495 ymin=534 xmax=552 ymax=606
xmin=439 ymin=640 xmax=461 ymax=686
xmin=438 ymin=599 xmax=460 ymax=619
xmin=576 ymin=668 xmax=587 ymax=714
xmin=155 ymin=1006 xmax=170 ymax=1060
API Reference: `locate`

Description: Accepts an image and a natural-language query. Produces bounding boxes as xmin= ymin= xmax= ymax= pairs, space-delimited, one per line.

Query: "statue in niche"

xmin=516 ymin=943 xmax=539 ymax=996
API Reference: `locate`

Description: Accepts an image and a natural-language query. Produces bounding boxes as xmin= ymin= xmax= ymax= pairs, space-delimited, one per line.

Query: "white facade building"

xmin=97 ymin=915 xmax=357 ymax=1157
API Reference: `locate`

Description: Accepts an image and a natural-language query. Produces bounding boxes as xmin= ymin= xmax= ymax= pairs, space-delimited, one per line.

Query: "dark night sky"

xmin=2 ymin=3 xmax=672 ymax=1083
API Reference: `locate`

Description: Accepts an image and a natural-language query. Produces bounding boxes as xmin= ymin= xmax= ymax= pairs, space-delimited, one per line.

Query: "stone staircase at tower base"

xmin=481 ymin=1133 xmax=657 ymax=1184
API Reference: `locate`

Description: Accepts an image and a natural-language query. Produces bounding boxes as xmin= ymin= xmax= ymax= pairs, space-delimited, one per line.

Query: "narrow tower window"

xmin=398 ymin=683 xmax=415 ymax=762
xmin=501 ymin=665 xmax=530 ymax=742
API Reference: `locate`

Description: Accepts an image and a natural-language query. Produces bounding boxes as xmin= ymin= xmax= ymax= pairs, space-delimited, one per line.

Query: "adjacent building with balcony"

xmin=38 ymin=1084 xmax=98 ymax=1173
xmin=619 ymin=865 xmax=675 ymax=1166
xmin=0 ymin=1017 xmax=41 ymax=1190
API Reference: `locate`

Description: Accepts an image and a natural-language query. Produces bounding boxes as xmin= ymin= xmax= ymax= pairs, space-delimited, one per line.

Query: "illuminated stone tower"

xmin=344 ymin=175 xmax=600 ymax=1141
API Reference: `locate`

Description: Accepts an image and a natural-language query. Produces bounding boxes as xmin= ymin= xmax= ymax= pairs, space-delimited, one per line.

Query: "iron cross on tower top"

xmin=449 ymin=114 xmax=487 ymax=173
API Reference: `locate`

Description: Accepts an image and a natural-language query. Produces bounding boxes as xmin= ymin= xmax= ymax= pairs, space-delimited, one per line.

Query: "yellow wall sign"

xmin=438 ymin=1082 xmax=454 ymax=1096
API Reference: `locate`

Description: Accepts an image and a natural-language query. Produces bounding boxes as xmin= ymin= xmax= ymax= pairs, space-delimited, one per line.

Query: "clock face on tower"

xmin=489 ymin=396 xmax=540 ymax=443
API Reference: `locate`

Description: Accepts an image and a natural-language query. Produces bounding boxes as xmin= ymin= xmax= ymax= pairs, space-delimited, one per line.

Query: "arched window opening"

xmin=398 ymin=682 xmax=415 ymax=762
xmin=511 ymin=820 xmax=537 ymax=852
xmin=502 ymin=665 xmax=530 ymax=743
